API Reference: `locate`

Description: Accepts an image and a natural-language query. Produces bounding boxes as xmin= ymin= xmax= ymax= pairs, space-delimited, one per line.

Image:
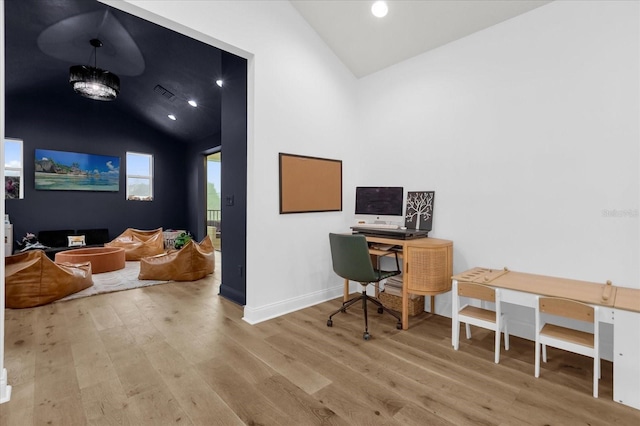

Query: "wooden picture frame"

xmin=279 ymin=153 xmax=342 ymax=214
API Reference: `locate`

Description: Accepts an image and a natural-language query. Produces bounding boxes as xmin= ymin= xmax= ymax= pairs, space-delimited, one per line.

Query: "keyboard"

xmin=352 ymin=223 xmax=399 ymax=229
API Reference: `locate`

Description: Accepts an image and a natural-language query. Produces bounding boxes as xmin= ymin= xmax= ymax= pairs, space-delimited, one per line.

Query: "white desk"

xmin=452 ymin=267 xmax=640 ymax=411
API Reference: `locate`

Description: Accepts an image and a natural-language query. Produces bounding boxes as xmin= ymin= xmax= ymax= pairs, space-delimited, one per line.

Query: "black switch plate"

xmin=225 ymin=195 xmax=234 ymax=206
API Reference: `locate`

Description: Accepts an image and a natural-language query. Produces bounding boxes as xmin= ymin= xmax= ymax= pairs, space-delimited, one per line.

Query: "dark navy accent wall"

xmin=5 ymin=92 xmax=188 ymax=247
xmin=218 ymin=52 xmax=247 ymax=306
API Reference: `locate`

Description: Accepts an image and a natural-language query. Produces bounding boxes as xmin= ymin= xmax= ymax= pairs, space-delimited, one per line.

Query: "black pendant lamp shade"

xmin=69 ymin=39 xmax=120 ymax=101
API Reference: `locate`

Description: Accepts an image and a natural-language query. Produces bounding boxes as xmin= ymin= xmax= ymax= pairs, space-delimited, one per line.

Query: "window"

xmin=126 ymin=152 xmax=153 ymax=201
xmin=4 ymin=138 xmax=24 ymax=199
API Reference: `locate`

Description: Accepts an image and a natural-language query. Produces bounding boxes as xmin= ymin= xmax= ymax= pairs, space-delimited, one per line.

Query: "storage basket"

xmin=163 ymin=230 xmax=186 ymax=250
xmin=378 ymin=291 xmax=425 ymax=316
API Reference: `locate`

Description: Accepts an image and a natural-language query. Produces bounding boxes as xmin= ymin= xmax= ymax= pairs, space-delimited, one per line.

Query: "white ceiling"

xmin=290 ymin=0 xmax=552 ymax=78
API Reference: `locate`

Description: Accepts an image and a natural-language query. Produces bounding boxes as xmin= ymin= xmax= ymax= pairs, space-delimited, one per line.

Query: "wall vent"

xmin=153 ymin=84 xmax=176 ymax=101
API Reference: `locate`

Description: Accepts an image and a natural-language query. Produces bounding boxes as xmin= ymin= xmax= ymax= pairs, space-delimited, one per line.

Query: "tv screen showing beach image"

xmin=35 ymin=149 xmax=120 ymax=192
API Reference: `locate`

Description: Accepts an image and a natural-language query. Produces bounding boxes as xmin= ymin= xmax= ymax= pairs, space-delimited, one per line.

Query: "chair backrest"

xmin=458 ymin=282 xmax=496 ymax=302
xmin=539 ymin=297 xmax=594 ymax=323
xmin=328 ymin=233 xmax=378 ymax=283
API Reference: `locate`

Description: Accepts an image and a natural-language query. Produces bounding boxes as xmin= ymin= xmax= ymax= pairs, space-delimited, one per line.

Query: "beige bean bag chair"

xmin=138 ymin=236 xmax=215 ymax=281
xmin=105 ymin=227 xmax=164 ymax=261
xmin=5 ymin=250 xmax=93 ymax=308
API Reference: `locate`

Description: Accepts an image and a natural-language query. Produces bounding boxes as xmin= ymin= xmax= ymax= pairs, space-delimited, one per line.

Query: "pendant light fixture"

xmin=69 ymin=38 xmax=120 ymax=101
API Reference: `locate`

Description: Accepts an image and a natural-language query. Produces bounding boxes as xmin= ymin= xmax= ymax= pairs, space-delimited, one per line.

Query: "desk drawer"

xmin=501 ymin=288 xmax=537 ymax=308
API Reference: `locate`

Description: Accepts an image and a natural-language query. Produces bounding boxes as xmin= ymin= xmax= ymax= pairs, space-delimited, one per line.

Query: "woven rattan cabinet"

xmin=360 ymin=235 xmax=453 ymax=329
xmin=405 ymin=241 xmax=453 ymax=295
xmin=403 ymin=238 xmax=453 ymax=328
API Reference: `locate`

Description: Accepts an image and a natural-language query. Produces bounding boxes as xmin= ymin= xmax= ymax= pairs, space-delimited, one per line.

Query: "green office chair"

xmin=327 ymin=233 xmax=403 ymax=340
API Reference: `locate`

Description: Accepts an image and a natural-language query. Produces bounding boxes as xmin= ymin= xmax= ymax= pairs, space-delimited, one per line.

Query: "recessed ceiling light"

xmin=216 ymin=79 xmax=223 ymax=87
xmin=168 ymin=114 xmax=176 ymax=120
xmin=188 ymin=100 xmax=197 ymax=107
xmin=371 ymin=1 xmax=388 ymax=18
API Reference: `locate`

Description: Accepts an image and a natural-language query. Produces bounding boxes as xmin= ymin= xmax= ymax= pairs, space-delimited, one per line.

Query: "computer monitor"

xmin=354 ymin=186 xmax=404 ymax=221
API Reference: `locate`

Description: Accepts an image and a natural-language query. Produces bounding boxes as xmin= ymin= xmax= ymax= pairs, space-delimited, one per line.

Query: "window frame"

xmin=4 ymin=138 xmax=24 ymax=199
xmin=126 ymin=151 xmax=154 ymax=201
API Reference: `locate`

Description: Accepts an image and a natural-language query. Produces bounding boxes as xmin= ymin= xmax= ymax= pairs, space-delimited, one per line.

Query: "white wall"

xmin=117 ymin=1 xmax=360 ymax=323
xmin=358 ymin=0 xmax=638 ymax=353
xmin=360 ymin=0 xmax=638 ymax=287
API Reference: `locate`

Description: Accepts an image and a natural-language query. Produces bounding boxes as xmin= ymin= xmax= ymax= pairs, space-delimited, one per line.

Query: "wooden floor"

xmin=2 ymin=267 xmax=639 ymax=425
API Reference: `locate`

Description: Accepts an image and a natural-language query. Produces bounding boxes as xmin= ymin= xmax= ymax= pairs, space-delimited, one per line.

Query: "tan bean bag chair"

xmin=105 ymin=227 xmax=164 ymax=261
xmin=138 ymin=236 xmax=215 ymax=281
xmin=5 ymin=250 xmax=93 ymax=308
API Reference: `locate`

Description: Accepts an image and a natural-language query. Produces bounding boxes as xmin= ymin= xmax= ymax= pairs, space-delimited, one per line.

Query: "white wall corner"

xmin=0 ymin=0 xmax=12 ymax=405
xmin=0 ymin=369 xmax=11 ymax=404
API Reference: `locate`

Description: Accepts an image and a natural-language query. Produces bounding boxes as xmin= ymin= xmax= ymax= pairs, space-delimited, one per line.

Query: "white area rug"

xmin=58 ymin=261 xmax=170 ymax=302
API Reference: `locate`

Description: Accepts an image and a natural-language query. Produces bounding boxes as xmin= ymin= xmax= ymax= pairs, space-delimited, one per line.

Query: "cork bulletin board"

xmin=279 ymin=153 xmax=342 ymax=214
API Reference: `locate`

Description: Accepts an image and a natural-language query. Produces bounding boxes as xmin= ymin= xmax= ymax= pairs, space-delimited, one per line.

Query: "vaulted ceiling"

xmin=291 ymin=0 xmax=552 ymax=78
xmin=5 ymin=0 xmax=225 ymax=145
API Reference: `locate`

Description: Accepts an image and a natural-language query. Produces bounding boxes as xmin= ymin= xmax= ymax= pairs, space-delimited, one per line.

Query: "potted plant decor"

xmin=173 ymin=232 xmax=192 ymax=250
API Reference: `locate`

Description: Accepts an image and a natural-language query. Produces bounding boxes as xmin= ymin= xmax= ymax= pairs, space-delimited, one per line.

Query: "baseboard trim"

xmin=243 ymin=285 xmax=343 ymax=325
xmin=0 ymin=368 xmax=11 ymax=404
xmin=219 ymin=284 xmax=245 ymax=306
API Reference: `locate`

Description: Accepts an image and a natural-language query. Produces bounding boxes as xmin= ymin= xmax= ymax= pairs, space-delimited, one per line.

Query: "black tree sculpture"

xmin=404 ymin=191 xmax=435 ymax=231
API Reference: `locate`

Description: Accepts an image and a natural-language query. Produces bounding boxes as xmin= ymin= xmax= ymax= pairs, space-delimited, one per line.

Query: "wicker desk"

xmin=343 ymin=235 xmax=453 ymax=330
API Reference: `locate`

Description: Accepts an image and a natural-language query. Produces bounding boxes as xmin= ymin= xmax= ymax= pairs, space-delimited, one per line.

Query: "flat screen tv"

xmin=355 ymin=186 xmax=404 ymax=217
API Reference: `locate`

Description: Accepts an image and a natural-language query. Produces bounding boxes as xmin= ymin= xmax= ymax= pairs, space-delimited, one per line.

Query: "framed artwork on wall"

xmin=279 ymin=153 xmax=342 ymax=214
xmin=35 ymin=149 xmax=120 ymax=192
xmin=404 ymin=191 xmax=435 ymax=231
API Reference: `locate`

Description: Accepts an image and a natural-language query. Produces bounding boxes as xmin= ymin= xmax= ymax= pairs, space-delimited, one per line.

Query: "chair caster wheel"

xmin=377 ymin=307 xmax=383 ymax=314
xmin=363 ymin=332 xmax=371 ymax=340
xmin=396 ymin=322 xmax=402 ymax=330
xmin=327 ymin=319 xmax=333 ymax=327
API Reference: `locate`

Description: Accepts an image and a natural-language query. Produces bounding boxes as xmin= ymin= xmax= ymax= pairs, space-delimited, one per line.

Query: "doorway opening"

xmin=206 ymin=151 xmax=222 ymax=251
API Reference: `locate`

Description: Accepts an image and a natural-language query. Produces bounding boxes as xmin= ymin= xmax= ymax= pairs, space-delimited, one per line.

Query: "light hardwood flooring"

xmin=1 ymin=263 xmax=639 ymax=425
